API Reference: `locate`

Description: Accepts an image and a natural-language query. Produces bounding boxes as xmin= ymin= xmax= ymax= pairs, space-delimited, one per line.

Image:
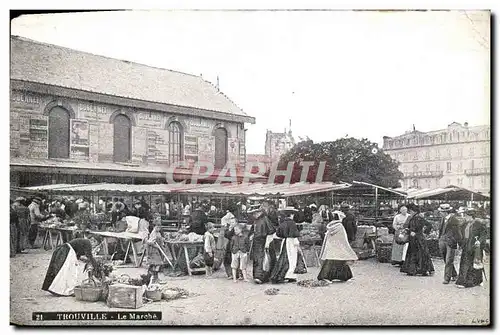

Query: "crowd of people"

xmin=390 ymin=203 xmax=489 ymax=289
xmin=10 ymin=192 xmax=490 ymax=297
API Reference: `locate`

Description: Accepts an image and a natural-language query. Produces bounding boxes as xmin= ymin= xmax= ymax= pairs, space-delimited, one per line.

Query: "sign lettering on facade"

xmin=88 ymin=123 xmax=100 ymax=162
xmin=78 ymin=102 xmax=111 ymax=121
xmin=70 ymin=119 xmax=90 ymax=160
xmin=184 ymin=136 xmax=199 ymax=156
xmin=198 ymin=136 xmax=214 ymax=163
xmin=11 ymin=91 xmax=42 ymax=106
xmin=137 ymin=111 xmax=163 ymax=129
xmin=147 ymin=130 xmax=169 ymax=162
xmin=28 ymin=115 xmax=48 ymax=158
xmin=188 ymin=120 xmax=212 ymax=136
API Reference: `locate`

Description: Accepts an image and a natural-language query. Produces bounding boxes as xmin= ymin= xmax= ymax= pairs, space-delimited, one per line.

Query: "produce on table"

xmin=164 ymin=231 xmax=203 ymax=242
xmin=299 ymin=223 xmax=321 ymax=241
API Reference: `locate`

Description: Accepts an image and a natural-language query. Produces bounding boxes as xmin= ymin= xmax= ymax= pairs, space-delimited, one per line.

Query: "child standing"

xmin=204 ymin=222 xmax=216 ymax=276
xmin=146 ymin=217 xmax=165 ymax=284
xmin=230 ymin=223 xmax=251 ymax=282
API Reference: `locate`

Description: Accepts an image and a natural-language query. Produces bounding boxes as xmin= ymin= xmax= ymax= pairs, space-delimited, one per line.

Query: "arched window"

xmin=113 ymin=114 xmax=131 ymax=162
xmin=214 ymin=127 xmax=228 ymax=169
xmin=413 ymin=164 xmax=418 ymax=173
xmin=168 ymin=121 xmax=183 ymax=164
xmin=48 ymin=107 xmax=70 ymax=159
xmin=412 ymin=179 xmax=419 ymax=188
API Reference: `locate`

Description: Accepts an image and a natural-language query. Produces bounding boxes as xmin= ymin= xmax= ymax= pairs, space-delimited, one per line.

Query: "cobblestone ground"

xmin=10 ymin=249 xmax=490 ymax=326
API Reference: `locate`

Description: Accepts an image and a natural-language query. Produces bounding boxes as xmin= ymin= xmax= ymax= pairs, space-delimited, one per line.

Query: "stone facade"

xmin=382 ymin=122 xmax=490 ymax=195
xmin=265 ymin=129 xmax=295 ymax=164
xmin=10 ymin=36 xmax=254 ymax=187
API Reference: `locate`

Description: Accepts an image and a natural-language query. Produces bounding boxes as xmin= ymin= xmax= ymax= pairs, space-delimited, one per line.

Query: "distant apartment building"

xmin=382 ymin=122 xmax=490 ymax=195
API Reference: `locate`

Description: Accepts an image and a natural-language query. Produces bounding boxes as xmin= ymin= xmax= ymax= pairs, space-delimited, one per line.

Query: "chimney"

xmin=216 ymin=76 xmax=220 ymax=91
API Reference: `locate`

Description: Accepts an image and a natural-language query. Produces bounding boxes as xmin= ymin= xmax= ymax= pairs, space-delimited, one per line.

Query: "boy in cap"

xmin=204 ymin=222 xmax=216 ymax=277
xmin=230 ymin=223 xmax=251 ymax=282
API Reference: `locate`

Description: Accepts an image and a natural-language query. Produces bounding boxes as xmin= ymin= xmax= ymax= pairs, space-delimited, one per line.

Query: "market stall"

xmin=330 ymin=181 xmax=406 ymax=260
xmin=405 ymin=185 xmax=490 ymax=202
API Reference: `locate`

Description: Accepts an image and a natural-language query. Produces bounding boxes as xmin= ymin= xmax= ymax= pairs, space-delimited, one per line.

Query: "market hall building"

xmin=10 ymin=36 xmax=255 ymax=187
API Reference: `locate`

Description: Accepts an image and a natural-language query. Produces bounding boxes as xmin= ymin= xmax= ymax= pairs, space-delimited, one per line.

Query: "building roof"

xmin=11 ymin=36 xmax=254 ymax=122
xmin=395 ymin=185 xmax=490 ymax=201
xmin=384 ymin=122 xmax=489 ymax=140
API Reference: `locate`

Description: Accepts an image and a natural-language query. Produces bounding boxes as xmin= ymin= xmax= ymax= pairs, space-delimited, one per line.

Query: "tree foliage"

xmin=273 ymin=137 xmax=403 ymax=188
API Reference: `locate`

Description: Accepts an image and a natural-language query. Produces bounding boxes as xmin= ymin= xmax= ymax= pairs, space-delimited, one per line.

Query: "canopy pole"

xmin=177 ymin=193 xmax=181 ymax=230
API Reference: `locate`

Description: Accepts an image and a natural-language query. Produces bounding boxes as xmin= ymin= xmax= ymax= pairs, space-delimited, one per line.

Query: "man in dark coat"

xmin=341 ymin=203 xmax=357 ymax=242
xmin=12 ymin=197 xmax=30 ymax=253
xmin=438 ymin=205 xmax=462 ymax=284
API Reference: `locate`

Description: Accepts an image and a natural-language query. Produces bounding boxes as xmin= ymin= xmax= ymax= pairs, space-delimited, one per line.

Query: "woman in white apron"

xmin=270 ymin=207 xmax=307 ymax=284
xmin=42 ymin=238 xmax=98 ymax=296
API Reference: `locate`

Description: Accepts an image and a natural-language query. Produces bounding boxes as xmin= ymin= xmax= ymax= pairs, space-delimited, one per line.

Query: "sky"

xmin=10 ymin=10 xmax=490 ymax=154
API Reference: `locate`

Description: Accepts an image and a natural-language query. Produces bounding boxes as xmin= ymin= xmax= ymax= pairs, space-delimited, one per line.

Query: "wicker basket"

xmin=376 ymin=242 xmax=393 ymax=263
xmin=74 ymin=279 xmax=103 ymax=302
xmin=145 ymin=289 xmax=162 ymax=301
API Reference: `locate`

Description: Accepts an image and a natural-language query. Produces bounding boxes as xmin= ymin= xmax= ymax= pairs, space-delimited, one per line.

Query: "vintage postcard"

xmin=9 ymin=9 xmax=490 ymax=326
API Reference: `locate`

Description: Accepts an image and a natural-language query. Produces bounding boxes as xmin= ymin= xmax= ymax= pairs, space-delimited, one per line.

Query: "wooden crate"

xmin=107 ymin=284 xmax=143 ymax=309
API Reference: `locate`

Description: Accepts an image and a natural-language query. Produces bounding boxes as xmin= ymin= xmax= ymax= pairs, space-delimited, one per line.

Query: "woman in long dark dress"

xmin=400 ymin=204 xmax=435 ymax=276
xmin=456 ymin=217 xmax=487 ymax=288
xmin=42 ymin=238 xmax=98 ymax=296
xmin=251 ymin=209 xmax=276 ymax=284
xmin=270 ymin=207 xmax=306 ymax=284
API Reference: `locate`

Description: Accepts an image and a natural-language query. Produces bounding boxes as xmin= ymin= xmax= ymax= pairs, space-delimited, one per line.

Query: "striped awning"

xmin=404 ymin=185 xmax=490 ymax=201
xmin=21 ymin=182 xmax=351 ymax=197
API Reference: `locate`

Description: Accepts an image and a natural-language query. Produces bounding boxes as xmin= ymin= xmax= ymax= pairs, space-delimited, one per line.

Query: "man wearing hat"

xmin=12 ymin=197 xmax=30 ymax=253
xmin=438 ymin=204 xmax=461 ymax=284
xmin=28 ymin=197 xmax=50 ymax=248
